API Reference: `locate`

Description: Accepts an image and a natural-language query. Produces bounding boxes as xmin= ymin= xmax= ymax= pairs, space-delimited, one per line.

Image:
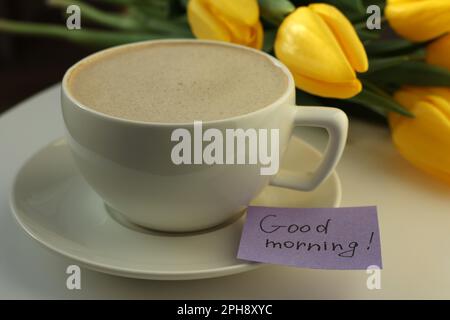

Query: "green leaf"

xmin=363 ymin=61 xmax=450 ymax=87
xmin=324 ymin=0 xmax=365 ymax=14
xmin=356 ymin=28 xmax=381 ymax=41
xmin=84 ymin=0 xmax=184 ymax=18
xmin=131 ymin=0 xmax=182 ymax=19
xmin=362 ymin=0 xmax=385 ymax=11
xmin=0 ymin=19 xmax=178 ymax=48
xmin=262 ymin=28 xmax=277 ymax=53
xmin=367 ymin=56 xmax=411 ymax=73
xmin=349 ymin=88 xmax=414 ymax=117
xmin=321 ymin=0 xmax=366 ymax=21
xmin=258 ymin=0 xmax=295 ymax=26
xmin=48 ymin=0 xmax=190 ymax=35
xmin=362 ymin=80 xmax=391 ymax=99
xmin=364 ymin=39 xmax=424 ymax=57
xmin=351 ymin=100 xmax=387 ymax=117
xmin=120 ymin=4 xmax=191 ymax=36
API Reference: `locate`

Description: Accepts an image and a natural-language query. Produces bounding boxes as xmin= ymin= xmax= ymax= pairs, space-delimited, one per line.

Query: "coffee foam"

xmin=68 ymin=42 xmax=288 ymax=123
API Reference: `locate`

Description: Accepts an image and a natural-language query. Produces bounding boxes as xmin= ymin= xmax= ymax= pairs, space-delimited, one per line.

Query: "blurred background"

xmin=0 ymin=0 xmax=97 ymax=113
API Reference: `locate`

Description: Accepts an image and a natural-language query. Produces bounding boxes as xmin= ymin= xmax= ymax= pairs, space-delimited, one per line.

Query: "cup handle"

xmin=270 ymin=106 xmax=348 ymax=191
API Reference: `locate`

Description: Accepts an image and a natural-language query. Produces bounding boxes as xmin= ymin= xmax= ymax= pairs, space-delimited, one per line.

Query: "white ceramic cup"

xmin=61 ymin=39 xmax=348 ymax=232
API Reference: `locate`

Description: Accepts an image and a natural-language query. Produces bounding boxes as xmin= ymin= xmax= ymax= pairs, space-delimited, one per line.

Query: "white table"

xmin=1 ymin=85 xmax=449 ymax=299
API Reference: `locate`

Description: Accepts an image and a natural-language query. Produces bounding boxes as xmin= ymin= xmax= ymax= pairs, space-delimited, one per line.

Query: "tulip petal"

xmin=292 ymin=71 xmax=362 ymax=99
xmin=426 ymin=95 xmax=450 ymax=120
xmin=275 ymin=7 xmax=356 ymax=83
xmin=393 ymin=87 xmax=424 ymax=110
xmin=309 ymin=3 xmax=368 ymax=73
xmin=208 ymin=5 xmax=263 ymax=49
xmin=187 ymin=0 xmax=231 ymax=41
xmin=385 ymin=0 xmax=450 ymax=42
xmin=249 ymin=21 xmax=264 ymax=50
xmin=390 ymin=100 xmax=450 ymax=183
xmin=426 ymin=34 xmax=450 ymax=71
xmin=208 ymin=0 xmax=259 ymax=26
xmin=187 ymin=0 xmax=263 ymax=49
xmin=427 ymin=87 xmax=450 ymax=102
xmin=389 ymin=86 xmax=450 ymax=184
xmin=389 ymin=88 xmax=421 ymax=128
xmin=393 ymin=86 xmax=450 ymax=119
xmin=216 ymin=12 xmax=252 ymax=43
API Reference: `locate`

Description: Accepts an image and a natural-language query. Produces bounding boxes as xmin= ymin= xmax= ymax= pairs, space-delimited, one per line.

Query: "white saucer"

xmin=10 ymin=136 xmax=341 ymax=280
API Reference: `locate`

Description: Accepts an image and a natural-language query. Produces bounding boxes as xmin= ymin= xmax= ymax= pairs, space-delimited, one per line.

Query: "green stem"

xmin=408 ymin=48 xmax=426 ymax=60
xmin=353 ymin=21 xmax=366 ymax=30
xmin=0 ymin=19 xmax=170 ymax=47
xmin=127 ymin=6 xmax=192 ymax=35
xmin=49 ymin=0 xmax=191 ymax=36
xmin=258 ymin=0 xmax=295 ymax=26
xmin=349 ymin=88 xmax=414 ymax=117
xmin=363 ymin=60 xmax=450 ymax=87
xmin=365 ymin=39 xmax=424 ymax=57
xmin=357 ymin=29 xmax=380 ymax=41
xmin=362 ymin=80 xmax=391 ymax=99
xmin=367 ymin=55 xmax=411 ymax=73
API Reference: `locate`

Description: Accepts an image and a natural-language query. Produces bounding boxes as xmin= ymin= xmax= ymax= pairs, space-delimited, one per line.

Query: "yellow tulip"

xmin=385 ymin=0 xmax=450 ymax=42
xmin=274 ymin=4 xmax=368 ymax=99
xmin=187 ymin=0 xmax=263 ymax=49
xmin=426 ymin=33 xmax=450 ymax=71
xmin=389 ymin=87 xmax=450 ymax=184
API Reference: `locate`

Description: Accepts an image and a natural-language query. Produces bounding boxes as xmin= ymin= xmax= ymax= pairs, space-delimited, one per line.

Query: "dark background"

xmin=0 ymin=0 xmax=95 ymax=114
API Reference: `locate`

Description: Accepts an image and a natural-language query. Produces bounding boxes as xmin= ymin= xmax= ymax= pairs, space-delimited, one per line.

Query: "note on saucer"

xmin=237 ymin=206 xmax=382 ymax=270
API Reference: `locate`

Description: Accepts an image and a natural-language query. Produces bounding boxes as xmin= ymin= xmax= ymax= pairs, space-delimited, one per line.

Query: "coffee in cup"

xmin=62 ymin=39 xmax=348 ymax=232
xmin=67 ymin=42 xmax=288 ymax=123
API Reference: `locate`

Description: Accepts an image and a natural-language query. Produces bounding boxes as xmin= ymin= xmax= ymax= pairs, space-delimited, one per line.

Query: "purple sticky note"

xmin=237 ymin=206 xmax=382 ymax=270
